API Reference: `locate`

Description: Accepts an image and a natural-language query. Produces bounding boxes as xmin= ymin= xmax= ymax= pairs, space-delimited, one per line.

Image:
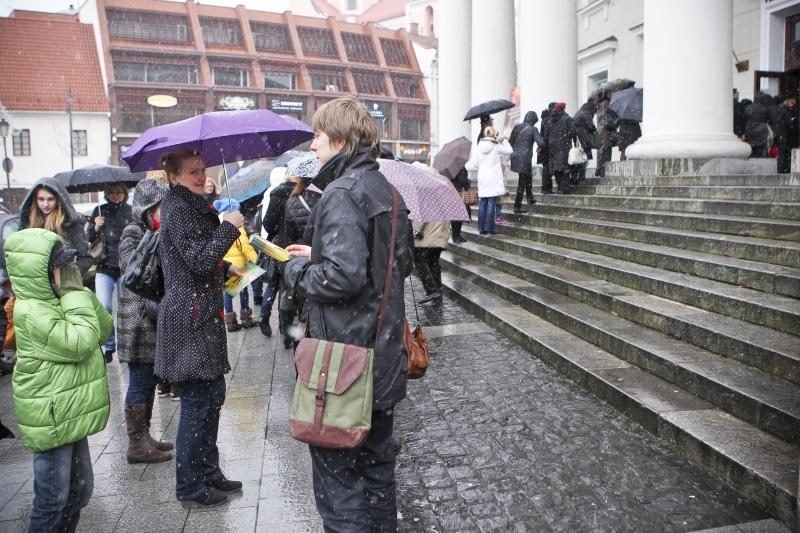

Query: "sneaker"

xmin=259 ymin=319 xmax=272 ymax=337
xmin=495 ymin=216 xmax=507 ymax=224
xmin=208 ymin=477 xmax=243 ymax=493
xmin=180 ymin=487 xmax=228 ymax=509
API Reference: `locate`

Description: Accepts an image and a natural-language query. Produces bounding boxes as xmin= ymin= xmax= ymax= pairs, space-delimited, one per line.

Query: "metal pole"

xmin=219 ymin=147 xmax=234 ymax=205
xmin=1 ymin=136 xmax=9 ymax=189
xmin=67 ymin=88 xmax=75 ymax=170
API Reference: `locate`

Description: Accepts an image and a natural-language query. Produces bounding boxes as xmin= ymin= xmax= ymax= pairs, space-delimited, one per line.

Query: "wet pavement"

xmin=0 ymin=286 xmax=790 ymax=532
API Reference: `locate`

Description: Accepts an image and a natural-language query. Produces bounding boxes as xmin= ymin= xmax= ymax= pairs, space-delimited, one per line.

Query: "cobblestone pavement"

xmin=0 ymin=287 xmax=790 ymax=532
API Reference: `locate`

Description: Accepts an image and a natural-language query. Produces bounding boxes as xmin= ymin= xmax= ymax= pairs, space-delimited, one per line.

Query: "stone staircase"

xmin=441 ymin=171 xmax=800 ymax=527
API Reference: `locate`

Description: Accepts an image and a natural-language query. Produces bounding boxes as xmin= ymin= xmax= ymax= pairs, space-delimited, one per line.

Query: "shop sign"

xmin=270 ymin=98 xmax=305 ymax=113
xmin=363 ymin=101 xmax=388 ymax=120
xmin=218 ymin=95 xmax=256 ymax=110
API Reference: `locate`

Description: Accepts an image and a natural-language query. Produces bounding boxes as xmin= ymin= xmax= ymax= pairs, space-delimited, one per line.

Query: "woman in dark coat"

xmin=744 ymin=93 xmax=772 ymax=158
xmin=509 ymin=110 xmax=545 ymax=213
xmin=19 ymin=177 xmax=92 ymax=278
xmin=117 ymin=178 xmax=172 ymax=464
xmin=155 ymin=147 xmax=244 ymax=508
xmin=572 ymin=100 xmax=598 ymax=185
xmin=284 ymin=97 xmax=413 ymax=531
xmin=87 ymin=183 xmax=133 ymax=362
xmin=544 ymin=103 xmax=578 ymax=194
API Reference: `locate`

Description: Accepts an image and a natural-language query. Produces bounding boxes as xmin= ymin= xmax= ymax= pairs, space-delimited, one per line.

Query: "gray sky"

xmin=0 ymin=0 xmax=292 ymax=17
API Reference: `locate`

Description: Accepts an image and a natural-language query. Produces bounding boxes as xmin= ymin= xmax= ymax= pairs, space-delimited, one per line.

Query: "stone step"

xmin=459 ymin=226 xmax=800 ymax=336
xmin=574 ymin=185 xmax=800 ymax=202
xmin=581 ymin=174 xmax=800 ymax=187
xmin=440 ymin=251 xmax=800 ymax=446
xmin=500 ymin=213 xmax=800 ymax=272
xmin=447 ymin=236 xmax=800 ymax=386
xmin=526 ymin=193 xmax=800 ymax=221
xmin=518 ymin=202 xmax=800 ymax=242
xmin=440 ymin=269 xmax=799 ymax=527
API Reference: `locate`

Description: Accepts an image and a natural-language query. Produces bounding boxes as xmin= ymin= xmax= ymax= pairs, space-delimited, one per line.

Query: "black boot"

xmin=259 ymin=317 xmax=272 ymax=337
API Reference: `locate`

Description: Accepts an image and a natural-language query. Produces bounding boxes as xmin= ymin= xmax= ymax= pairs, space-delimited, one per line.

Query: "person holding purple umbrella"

xmin=155 ymin=147 xmax=246 ymax=508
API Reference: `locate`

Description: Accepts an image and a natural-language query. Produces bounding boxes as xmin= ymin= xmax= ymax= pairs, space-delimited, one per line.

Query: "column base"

xmin=625 ymin=133 xmax=752 ymax=161
xmin=605 ymin=158 xmax=777 ymax=177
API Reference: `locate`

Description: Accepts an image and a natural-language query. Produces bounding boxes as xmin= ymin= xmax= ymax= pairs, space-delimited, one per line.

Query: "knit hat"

xmin=554 ymin=102 xmax=567 ymax=110
xmin=213 ymin=197 xmax=241 ymax=213
xmin=286 ymin=153 xmax=320 ymax=179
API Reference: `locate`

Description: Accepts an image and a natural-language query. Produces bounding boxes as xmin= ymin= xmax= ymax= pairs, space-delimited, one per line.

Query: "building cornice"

xmin=577 ymin=36 xmax=618 ymax=62
xmin=576 ymin=0 xmax=610 ymax=18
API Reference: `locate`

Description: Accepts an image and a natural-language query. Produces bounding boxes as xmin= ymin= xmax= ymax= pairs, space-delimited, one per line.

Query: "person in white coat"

xmin=467 ymin=126 xmax=513 ymax=235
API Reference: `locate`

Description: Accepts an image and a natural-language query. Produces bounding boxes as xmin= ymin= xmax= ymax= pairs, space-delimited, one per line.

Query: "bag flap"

xmin=295 ymin=338 xmax=321 ymax=387
xmin=294 ymin=338 xmax=368 ymax=394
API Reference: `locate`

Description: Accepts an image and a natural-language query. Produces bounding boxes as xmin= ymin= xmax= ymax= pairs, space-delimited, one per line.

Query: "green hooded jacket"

xmin=4 ymin=228 xmax=112 ymax=452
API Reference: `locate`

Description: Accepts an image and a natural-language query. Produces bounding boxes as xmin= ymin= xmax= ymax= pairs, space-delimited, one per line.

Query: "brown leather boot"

xmin=125 ymin=404 xmax=172 ymax=463
xmin=224 ymin=312 xmax=242 ymax=332
xmin=240 ymin=308 xmax=256 ymax=328
xmin=145 ymin=392 xmax=174 ymax=452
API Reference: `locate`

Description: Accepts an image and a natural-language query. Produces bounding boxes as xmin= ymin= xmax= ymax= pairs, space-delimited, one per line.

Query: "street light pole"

xmin=67 ymin=88 xmax=75 ymax=170
xmin=0 ymin=119 xmax=10 ymax=189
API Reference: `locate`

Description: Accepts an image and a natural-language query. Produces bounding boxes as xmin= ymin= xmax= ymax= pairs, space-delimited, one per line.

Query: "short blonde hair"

xmin=483 ymin=126 xmax=497 ymax=139
xmin=312 ymin=97 xmax=379 ymax=159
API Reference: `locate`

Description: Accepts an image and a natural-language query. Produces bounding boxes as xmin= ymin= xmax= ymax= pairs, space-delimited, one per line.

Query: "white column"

xmin=470 ymin=0 xmax=515 ymax=140
xmin=436 ymin=0 xmax=472 ymax=146
xmin=626 ymin=0 xmax=750 ymax=160
xmin=517 ymin=0 xmax=577 ymax=119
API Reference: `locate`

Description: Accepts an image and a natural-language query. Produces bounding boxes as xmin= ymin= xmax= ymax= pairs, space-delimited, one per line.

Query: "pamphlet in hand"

xmin=224 ymin=261 xmax=266 ymax=297
xmin=249 ymin=234 xmax=291 ymax=262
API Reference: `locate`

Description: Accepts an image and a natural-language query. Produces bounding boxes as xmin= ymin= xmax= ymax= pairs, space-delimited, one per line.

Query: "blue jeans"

xmin=223 ymin=287 xmax=250 ymax=314
xmin=95 ymin=272 xmax=121 ymax=352
xmin=260 ymin=277 xmax=280 ymax=321
xmin=175 ymin=376 xmax=226 ymax=500
xmin=29 ymin=437 xmax=93 ymax=533
xmin=126 ymin=363 xmax=158 ymax=406
xmin=478 ymin=196 xmax=497 ymax=234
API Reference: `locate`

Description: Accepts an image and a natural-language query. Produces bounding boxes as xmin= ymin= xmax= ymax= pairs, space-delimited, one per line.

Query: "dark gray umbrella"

xmin=433 ymin=137 xmax=471 ymax=179
xmin=463 ymin=99 xmax=514 ymax=121
xmin=609 ymin=87 xmax=643 ymax=122
xmin=54 ymin=164 xmax=145 ymax=193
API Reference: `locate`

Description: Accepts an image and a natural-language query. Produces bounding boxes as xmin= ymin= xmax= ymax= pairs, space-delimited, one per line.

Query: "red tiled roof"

xmin=357 ymin=0 xmax=405 ymax=24
xmin=0 ymin=13 xmax=108 ymax=113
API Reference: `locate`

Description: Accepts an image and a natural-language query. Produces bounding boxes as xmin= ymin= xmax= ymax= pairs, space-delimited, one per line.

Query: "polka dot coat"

xmin=154 ymin=185 xmax=240 ymax=383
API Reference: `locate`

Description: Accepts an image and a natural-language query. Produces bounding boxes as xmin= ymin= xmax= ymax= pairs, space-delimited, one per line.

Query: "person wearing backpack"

xmin=4 ymin=228 xmax=112 ymax=532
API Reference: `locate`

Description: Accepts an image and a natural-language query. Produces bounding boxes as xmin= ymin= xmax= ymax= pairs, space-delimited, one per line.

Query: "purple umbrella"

xmin=378 ymin=160 xmax=469 ymax=222
xmin=122 ymin=110 xmax=313 ymax=172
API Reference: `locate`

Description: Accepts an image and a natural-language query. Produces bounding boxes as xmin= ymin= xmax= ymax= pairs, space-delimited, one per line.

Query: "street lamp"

xmin=0 ymin=119 xmax=11 ymax=189
xmin=147 ymin=94 xmax=178 ymax=127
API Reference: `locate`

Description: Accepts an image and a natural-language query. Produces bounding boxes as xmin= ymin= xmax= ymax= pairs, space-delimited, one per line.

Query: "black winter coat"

xmin=450 ymin=167 xmax=470 ymax=193
xmin=18 ymin=177 xmax=92 ymax=279
xmin=545 ymin=109 xmax=577 ymax=173
xmin=509 ymin=111 xmax=545 ymax=174
xmin=745 ymin=95 xmax=772 ymax=146
xmin=283 ymin=148 xmax=413 ymax=412
xmin=263 ymin=182 xmax=294 ymax=247
xmin=283 ymin=190 xmax=321 ymax=246
xmin=618 ymin=119 xmax=642 ymax=152
xmin=768 ymin=104 xmax=792 ymax=140
xmin=88 ymin=201 xmax=133 ymax=277
xmin=155 ymin=185 xmax=239 ymax=383
xmin=573 ymin=102 xmax=598 ymax=160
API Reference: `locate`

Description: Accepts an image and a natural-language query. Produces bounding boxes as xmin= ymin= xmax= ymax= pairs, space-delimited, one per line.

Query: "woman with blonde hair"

xmin=467 ymin=125 xmax=513 ymax=235
xmin=19 ymin=177 xmax=92 ymax=278
xmin=203 ymin=177 xmax=220 ymax=204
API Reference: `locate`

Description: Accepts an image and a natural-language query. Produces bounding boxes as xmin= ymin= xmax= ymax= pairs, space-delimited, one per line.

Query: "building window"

xmin=264 ymin=65 xmax=297 ymax=90
xmin=398 ymin=105 xmax=428 ymax=141
xmin=117 ymin=97 xmax=204 ymax=133
xmin=297 ymin=26 xmax=338 ymax=57
xmin=72 ymin=130 xmax=88 ymax=157
xmin=106 ymin=9 xmax=189 ymax=43
xmin=380 ymin=38 xmax=410 ymax=66
xmin=391 ymin=74 xmax=421 ymax=98
xmin=12 ymin=129 xmax=30 ymax=156
xmin=341 ymin=32 xmax=377 ymax=63
xmin=308 ymin=68 xmax=346 ymax=92
xmin=347 ymin=0 xmax=358 ymax=10
xmin=213 ymin=67 xmax=250 ymax=87
xmin=353 ymin=70 xmax=386 ymax=95
xmin=200 ymin=17 xmax=243 ymax=46
xmin=114 ymin=62 xmax=197 ymax=85
xmin=251 ymin=22 xmax=293 ymax=53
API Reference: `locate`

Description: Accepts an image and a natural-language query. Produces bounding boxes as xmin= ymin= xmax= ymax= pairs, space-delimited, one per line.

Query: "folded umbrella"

xmin=463 ymin=99 xmax=515 ymax=121
xmin=53 ymin=164 xmax=145 ymax=193
xmin=378 ymin=159 xmax=469 ymax=222
xmin=433 ymin=137 xmax=472 ymax=179
xmin=609 ymin=87 xmax=643 ymax=122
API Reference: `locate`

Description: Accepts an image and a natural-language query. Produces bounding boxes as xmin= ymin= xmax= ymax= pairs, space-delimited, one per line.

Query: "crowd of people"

xmin=735 ymin=90 xmax=799 ymax=173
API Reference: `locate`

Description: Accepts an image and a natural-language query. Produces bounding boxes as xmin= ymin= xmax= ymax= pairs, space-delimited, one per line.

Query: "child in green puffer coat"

xmin=4 ymin=228 xmax=112 ymax=532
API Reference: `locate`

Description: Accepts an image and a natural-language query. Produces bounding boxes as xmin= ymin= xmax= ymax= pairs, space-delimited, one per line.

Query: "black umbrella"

xmin=463 ymin=99 xmax=515 ymax=121
xmin=609 ymin=87 xmax=643 ymax=122
xmin=54 ymin=164 xmax=145 ymax=193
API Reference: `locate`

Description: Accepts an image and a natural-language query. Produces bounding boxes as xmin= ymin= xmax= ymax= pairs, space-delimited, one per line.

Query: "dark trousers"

xmin=554 ymin=170 xmax=572 ymax=194
xmin=595 ymin=146 xmax=612 ymax=177
xmin=310 ymin=410 xmax=397 ymax=532
xmin=514 ymin=172 xmax=533 ymax=210
xmin=413 ymin=247 xmax=443 ymax=295
xmin=224 ymin=287 xmax=250 ymax=313
xmin=748 ymin=143 xmax=768 ymax=158
xmin=175 ymin=376 xmax=226 ymax=500
xmin=126 ymin=362 xmax=158 ymax=406
xmin=30 ymin=437 xmax=93 ymax=533
xmin=776 ymin=138 xmax=791 ymax=173
xmin=260 ymin=276 xmax=280 ymax=321
xmin=571 ymin=162 xmax=588 ymax=185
